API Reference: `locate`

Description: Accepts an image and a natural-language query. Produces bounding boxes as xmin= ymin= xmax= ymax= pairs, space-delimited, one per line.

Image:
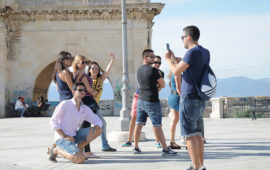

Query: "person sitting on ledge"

xmin=48 ymin=82 xmax=102 ymax=164
xmin=37 ymin=96 xmax=45 ymax=116
xmin=15 ymin=97 xmax=28 ymax=118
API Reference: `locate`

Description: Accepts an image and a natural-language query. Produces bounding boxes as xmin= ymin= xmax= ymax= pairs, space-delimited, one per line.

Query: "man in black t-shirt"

xmin=133 ymin=49 xmax=177 ymax=156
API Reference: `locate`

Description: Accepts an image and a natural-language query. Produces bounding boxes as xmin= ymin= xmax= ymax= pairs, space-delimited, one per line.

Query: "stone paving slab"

xmin=0 ymin=117 xmax=269 ymax=170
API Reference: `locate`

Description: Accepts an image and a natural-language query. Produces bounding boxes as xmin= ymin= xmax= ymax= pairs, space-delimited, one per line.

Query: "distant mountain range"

xmin=48 ymin=76 xmax=270 ymax=101
xmin=160 ymin=76 xmax=270 ymax=99
xmin=214 ymin=76 xmax=270 ymax=97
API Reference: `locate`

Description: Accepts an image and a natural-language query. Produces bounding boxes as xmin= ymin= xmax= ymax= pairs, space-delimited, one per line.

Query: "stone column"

xmin=0 ymin=23 xmax=7 ymax=117
xmin=210 ymin=97 xmax=225 ymax=119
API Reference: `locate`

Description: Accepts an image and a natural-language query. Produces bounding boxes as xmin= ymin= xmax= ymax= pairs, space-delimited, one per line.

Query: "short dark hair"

xmin=155 ymin=55 xmax=161 ymax=60
xmin=183 ymin=25 xmax=200 ymax=41
xmin=73 ymin=82 xmax=86 ymax=91
xmin=142 ymin=49 xmax=154 ymax=59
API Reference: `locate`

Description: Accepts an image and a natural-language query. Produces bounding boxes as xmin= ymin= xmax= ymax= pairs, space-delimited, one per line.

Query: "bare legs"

xmin=78 ymin=127 xmax=102 ymax=150
xmin=169 ymin=109 xmax=179 ymax=143
xmin=52 ymin=127 xmax=102 ymax=164
xmin=53 ymin=147 xmax=85 ymax=164
xmin=134 ymin=124 xmax=168 ymax=150
xmin=127 ymin=116 xmax=136 ymax=142
xmin=186 ymin=135 xmax=204 ymax=169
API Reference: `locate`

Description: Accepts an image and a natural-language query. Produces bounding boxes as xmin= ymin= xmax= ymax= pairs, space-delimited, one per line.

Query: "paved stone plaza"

xmin=0 ymin=117 xmax=269 ymax=170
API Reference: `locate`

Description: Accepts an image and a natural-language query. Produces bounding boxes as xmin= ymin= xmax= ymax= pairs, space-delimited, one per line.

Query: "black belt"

xmin=171 ymin=90 xmax=178 ymax=95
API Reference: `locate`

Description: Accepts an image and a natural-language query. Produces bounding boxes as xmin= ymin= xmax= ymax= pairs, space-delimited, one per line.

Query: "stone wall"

xmin=24 ymin=99 xmax=213 ymax=118
xmin=14 ymin=96 xmax=270 ymax=119
xmin=210 ymin=96 xmax=270 ymax=118
xmin=0 ymin=22 xmax=7 ymax=117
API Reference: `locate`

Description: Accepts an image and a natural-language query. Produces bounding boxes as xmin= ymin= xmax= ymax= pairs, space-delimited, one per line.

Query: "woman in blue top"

xmin=167 ymin=57 xmax=182 ymax=149
xmin=52 ymin=51 xmax=74 ymax=101
xmin=49 ymin=51 xmax=74 ymax=162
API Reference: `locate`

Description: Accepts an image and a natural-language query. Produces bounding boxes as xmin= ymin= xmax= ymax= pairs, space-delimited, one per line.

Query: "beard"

xmin=147 ymin=60 xmax=154 ymax=65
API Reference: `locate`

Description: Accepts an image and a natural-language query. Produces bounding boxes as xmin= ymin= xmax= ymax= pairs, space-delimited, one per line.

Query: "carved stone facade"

xmin=0 ymin=0 xmax=164 ymax=117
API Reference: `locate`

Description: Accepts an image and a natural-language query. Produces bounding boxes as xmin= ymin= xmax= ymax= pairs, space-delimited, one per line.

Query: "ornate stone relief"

xmin=1 ymin=3 xmax=163 ymax=24
xmin=0 ymin=0 xmax=18 ymax=16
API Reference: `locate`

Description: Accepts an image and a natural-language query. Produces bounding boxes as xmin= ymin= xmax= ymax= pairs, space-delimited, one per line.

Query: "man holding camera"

xmin=165 ymin=26 xmax=209 ymax=170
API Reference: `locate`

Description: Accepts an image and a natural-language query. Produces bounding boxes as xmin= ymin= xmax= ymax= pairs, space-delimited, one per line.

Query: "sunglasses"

xmin=154 ymin=61 xmax=161 ymax=65
xmin=146 ymin=55 xmax=155 ymax=58
xmin=64 ymin=56 xmax=72 ymax=60
xmin=91 ymin=67 xmax=99 ymax=70
xmin=181 ymin=35 xmax=187 ymax=40
xmin=77 ymin=89 xmax=86 ymax=93
xmin=82 ymin=61 xmax=87 ymax=64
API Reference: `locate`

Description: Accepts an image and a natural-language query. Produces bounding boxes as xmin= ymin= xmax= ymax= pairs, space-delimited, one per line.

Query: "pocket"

xmin=185 ymin=100 xmax=204 ymax=121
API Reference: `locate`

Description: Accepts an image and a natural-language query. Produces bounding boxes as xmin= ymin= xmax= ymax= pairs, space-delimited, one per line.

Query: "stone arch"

xmin=32 ymin=61 xmax=55 ymax=101
xmin=0 ymin=1 xmax=164 ymax=117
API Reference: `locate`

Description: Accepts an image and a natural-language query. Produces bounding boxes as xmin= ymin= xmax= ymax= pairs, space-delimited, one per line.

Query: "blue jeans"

xmin=16 ymin=108 xmax=25 ymax=117
xmin=56 ymin=127 xmax=90 ymax=155
xmin=136 ymin=100 xmax=162 ymax=127
xmin=179 ymin=99 xmax=206 ymax=137
xmin=96 ymin=110 xmax=110 ymax=149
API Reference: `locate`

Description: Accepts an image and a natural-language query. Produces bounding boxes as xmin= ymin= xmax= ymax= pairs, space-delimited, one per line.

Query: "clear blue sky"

xmin=48 ymin=0 xmax=270 ymax=101
xmin=153 ymin=0 xmax=270 ymax=16
xmin=151 ymin=0 xmax=270 ymax=79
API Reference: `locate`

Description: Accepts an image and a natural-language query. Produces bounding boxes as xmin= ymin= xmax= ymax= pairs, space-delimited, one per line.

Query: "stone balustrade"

xmin=5 ymin=96 xmax=270 ymax=118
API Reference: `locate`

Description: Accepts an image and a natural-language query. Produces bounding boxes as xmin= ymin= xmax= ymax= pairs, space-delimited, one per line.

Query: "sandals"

xmin=48 ymin=146 xmax=57 ymax=163
xmin=169 ymin=142 xmax=181 ymax=149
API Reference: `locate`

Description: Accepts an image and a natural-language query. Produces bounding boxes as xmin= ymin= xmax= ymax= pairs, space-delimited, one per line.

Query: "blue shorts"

xmin=56 ymin=127 xmax=92 ymax=155
xmin=179 ymin=99 xmax=205 ymax=137
xmin=168 ymin=94 xmax=180 ymax=111
xmin=136 ymin=100 xmax=162 ymax=127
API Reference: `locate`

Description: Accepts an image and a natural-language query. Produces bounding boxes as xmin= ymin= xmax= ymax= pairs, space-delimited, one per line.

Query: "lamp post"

xmin=108 ymin=0 xmax=146 ymax=142
xmin=119 ymin=0 xmax=130 ymax=131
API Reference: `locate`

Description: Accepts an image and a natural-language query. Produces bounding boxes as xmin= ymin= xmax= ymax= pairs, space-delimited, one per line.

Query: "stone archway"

xmin=32 ymin=61 xmax=55 ymax=101
xmin=0 ymin=1 xmax=164 ymax=117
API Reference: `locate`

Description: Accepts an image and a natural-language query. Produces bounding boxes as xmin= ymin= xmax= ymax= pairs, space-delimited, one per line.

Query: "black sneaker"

xmin=133 ymin=147 xmax=141 ymax=154
xmin=161 ymin=147 xmax=177 ymax=156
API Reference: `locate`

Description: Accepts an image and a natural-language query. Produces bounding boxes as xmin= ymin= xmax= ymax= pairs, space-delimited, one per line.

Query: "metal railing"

xmin=222 ymin=98 xmax=270 ymax=118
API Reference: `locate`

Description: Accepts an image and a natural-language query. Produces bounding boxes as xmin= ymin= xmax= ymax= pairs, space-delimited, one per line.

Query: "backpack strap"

xmin=187 ymin=68 xmax=201 ymax=94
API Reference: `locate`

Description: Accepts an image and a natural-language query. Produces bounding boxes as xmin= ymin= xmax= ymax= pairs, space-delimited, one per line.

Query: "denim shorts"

xmin=179 ymin=99 xmax=206 ymax=137
xmin=136 ymin=100 xmax=162 ymax=127
xmin=56 ymin=127 xmax=91 ymax=155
